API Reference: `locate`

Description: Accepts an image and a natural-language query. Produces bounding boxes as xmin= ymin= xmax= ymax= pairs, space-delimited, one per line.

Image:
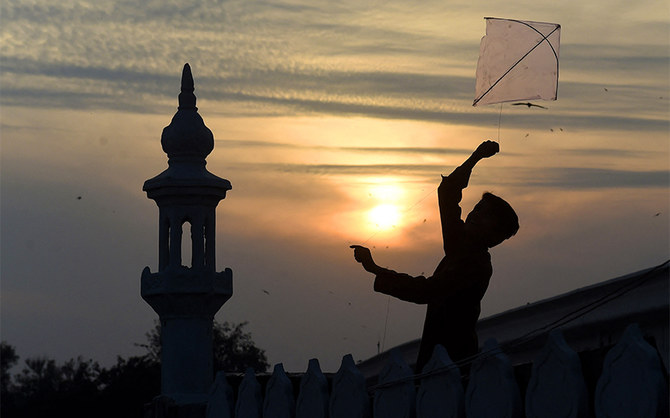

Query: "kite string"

xmin=497 ymin=103 xmax=503 ymax=146
xmin=381 ymin=295 xmax=391 ymax=352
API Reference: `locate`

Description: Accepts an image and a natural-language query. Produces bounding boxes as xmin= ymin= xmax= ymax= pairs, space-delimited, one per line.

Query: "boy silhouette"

xmin=351 ymin=140 xmax=518 ymax=374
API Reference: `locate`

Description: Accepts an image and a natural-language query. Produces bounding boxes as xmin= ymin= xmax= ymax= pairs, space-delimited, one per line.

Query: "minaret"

xmin=141 ymin=64 xmax=233 ymax=405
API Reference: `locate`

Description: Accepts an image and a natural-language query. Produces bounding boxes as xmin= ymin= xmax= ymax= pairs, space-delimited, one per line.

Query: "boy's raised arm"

xmin=446 ymin=140 xmax=499 ymax=189
xmin=438 ymin=140 xmax=499 ymax=251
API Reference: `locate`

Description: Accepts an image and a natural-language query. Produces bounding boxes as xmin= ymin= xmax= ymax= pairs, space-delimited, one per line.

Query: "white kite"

xmin=473 ymin=17 xmax=561 ymax=106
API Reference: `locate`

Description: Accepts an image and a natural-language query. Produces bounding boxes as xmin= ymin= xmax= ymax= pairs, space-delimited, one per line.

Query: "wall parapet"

xmin=202 ymin=323 xmax=667 ymax=418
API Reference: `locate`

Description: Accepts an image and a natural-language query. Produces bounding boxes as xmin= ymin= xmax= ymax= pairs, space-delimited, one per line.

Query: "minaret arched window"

xmin=181 ymin=221 xmax=192 ymax=268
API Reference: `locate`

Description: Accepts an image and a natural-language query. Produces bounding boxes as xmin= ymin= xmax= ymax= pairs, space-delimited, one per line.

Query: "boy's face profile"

xmin=465 ymin=199 xmax=503 ymax=246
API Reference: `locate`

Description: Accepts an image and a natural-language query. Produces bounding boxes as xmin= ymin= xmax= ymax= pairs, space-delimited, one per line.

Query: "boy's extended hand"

xmin=350 ymin=245 xmax=382 ymax=274
xmin=473 ymin=140 xmax=499 ymax=159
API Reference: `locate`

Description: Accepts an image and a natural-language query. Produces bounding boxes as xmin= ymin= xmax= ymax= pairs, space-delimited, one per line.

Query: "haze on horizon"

xmin=1 ymin=0 xmax=668 ymax=372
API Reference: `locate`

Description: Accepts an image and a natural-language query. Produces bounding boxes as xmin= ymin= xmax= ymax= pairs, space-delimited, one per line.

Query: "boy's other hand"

xmin=350 ymin=245 xmax=380 ymax=274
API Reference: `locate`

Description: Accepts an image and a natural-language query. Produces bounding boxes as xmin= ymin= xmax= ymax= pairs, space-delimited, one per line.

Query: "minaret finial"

xmin=160 ymin=63 xmax=214 ymax=160
xmin=178 ymin=63 xmax=197 ymax=109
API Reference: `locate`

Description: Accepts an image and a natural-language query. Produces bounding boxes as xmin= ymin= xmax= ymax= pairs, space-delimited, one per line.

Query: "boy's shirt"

xmin=373 ymin=166 xmax=493 ymax=373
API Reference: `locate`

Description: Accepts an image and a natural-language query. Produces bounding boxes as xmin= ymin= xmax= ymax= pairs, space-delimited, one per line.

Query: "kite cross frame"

xmin=473 ymin=18 xmax=561 ymax=107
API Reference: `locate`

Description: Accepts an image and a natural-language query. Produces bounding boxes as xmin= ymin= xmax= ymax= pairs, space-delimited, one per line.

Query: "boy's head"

xmin=465 ymin=192 xmax=519 ymax=248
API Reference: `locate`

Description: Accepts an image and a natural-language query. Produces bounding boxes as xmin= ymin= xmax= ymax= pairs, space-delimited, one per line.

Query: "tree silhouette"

xmin=1 ymin=342 xmax=19 ymax=415
xmin=213 ymin=321 xmax=269 ymax=373
xmin=5 ymin=355 xmax=101 ymax=418
xmin=2 ymin=320 xmax=267 ymax=417
xmin=139 ymin=320 xmax=269 ymax=373
xmin=1 ymin=342 xmax=18 ymax=391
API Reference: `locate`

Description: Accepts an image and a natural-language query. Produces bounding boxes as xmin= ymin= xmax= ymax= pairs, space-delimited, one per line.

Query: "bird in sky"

xmin=512 ymin=102 xmax=548 ymax=109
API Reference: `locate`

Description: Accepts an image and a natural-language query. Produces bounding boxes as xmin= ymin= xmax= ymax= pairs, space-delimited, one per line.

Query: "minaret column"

xmin=205 ymin=211 xmax=216 ymax=272
xmin=169 ymin=215 xmax=183 ymax=268
xmin=158 ymin=214 xmax=170 ymax=271
xmin=141 ymin=63 xmax=233 ymax=407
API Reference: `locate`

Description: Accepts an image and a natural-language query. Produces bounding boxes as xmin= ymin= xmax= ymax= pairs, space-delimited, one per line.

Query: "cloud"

xmin=3 ymin=51 xmax=667 ymax=133
xmin=337 ymin=146 xmax=474 ymax=155
xmin=518 ymin=167 xmax=669 ymax=189
xmin=220 ymin=139 xmax=476 ymax=156
xmin=229 ymin=162 xmax=442 ymax=176
xmin=1 ymin=57 xmax=173 ymax=86
xmin=219 ymin=140 xmax=661 ymax=162
xmin=555 ymin=148 xmax=656 ymax=158
xmin=224 ymin=161 xmax=669 ymax=190
xmin=0 ymin=85 xmax=153 ymax=114
xmin=211 ymin=91 xmax=667 ymax=132
xmin=0 ymin=55 xmax=474 ymax=104
xmin=2 ymin=0 xmax=668 ymax=134
xmin=1 ymin=0 xmax=230 ymax=27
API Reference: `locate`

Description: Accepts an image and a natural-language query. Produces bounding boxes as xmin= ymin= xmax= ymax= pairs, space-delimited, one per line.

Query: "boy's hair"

xmin=482 ymin=192 xmax=519 ymax=246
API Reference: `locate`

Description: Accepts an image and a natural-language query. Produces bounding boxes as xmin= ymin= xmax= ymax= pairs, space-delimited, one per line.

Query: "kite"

xmin=473 ymin=17 xmax=561 ymax=107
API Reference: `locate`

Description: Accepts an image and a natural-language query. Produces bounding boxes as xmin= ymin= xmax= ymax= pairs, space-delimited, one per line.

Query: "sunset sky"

xmin=1 ymin=0 xmax=668 ymax=372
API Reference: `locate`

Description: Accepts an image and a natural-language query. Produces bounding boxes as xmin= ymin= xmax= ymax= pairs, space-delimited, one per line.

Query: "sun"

xmin=368 ymin=204 xmax=401 ymax=230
